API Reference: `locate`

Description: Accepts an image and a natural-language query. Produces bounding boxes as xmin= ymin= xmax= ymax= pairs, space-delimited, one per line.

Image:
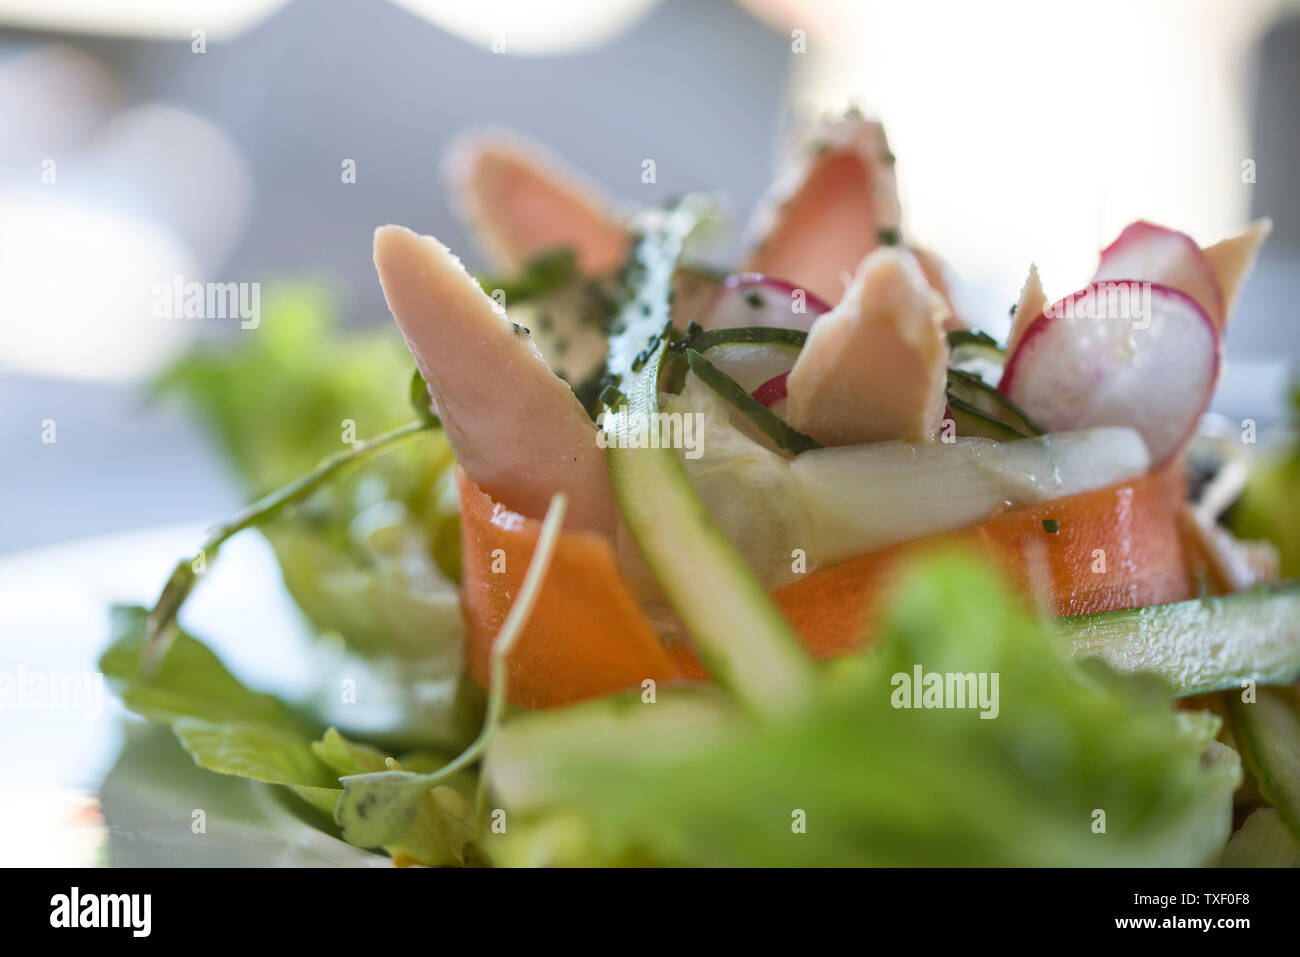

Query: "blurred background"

xmin=1 ymin=0 xmax=1298 ymax=553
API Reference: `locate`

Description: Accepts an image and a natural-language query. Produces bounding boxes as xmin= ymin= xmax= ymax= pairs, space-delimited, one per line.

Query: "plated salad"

xmin=106 ymin=110 xmax=1300 ymax=867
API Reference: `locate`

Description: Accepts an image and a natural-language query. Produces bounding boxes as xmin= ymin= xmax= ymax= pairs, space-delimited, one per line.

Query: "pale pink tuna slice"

xmin=1000 ymin=281 xmax=1220 ymax=466
xmin=1201 ymin=218 xmax=1272 ymax=322
xmin=911 ymin=245 xmax=965 ymax=331
xmin=1092 ymin=220 xmax=1225 ymax=329
xmin=744 ymin=112 xmax=902 ymax=306
xmin=1006 ymin=263 xmax=1046 ymax=353
xmin=374 ymin=225 xmax=615 ymax=537
xmin=445 ymin=130 xmax=628 ymax=277
xmin=785 ymin=247 xmax=949 ymax=445
xmin=701 ymin=273 xmax=833 ymax=331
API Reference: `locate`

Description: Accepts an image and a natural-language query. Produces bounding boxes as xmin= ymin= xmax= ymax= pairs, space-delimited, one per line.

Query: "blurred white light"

xmin=0 ymin=45 xmax=253 ymax=383
xmin=0 ymin=45 xmax=118 ymax=154
xmin=771 ymin=0 xmax=1270 ymax=332
xmin=0 ymin=195 xmax=198 ymax=382
xmin=90 ymin=104 xmax=252 ymax=269
xmin=389 ymin=0 xmax=660 ymax=55
xmin=0 ymin=0 xmax=288 ymax=39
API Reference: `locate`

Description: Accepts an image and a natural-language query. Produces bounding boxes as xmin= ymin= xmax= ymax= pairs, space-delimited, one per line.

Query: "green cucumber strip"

xmin=602 ymin=203 xmax=816 ymax=718
xmin=686 ymin=348 xmax=821 ymax=455
xmin=1228 ymin=687 xmax=1300 ymax=842
xmin=1053 ymin=582 xmax=1300 ymax=699
xmin=946 ymin=368 xmax=1044 ymax=436
xmin=946 ymin=329 xmax=1002 ymax=350
xmin=947 ymin=396 xmax=1028 ymax=441
xmin=690 ymin=326 xmax=809 ymax=352
xmin=947 ymin=331 xmax=1006 ymax=384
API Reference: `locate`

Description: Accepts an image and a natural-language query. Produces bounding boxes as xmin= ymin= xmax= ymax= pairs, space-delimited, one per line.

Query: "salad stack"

xmin=107 ymin=111 xmax=1300 ymax=867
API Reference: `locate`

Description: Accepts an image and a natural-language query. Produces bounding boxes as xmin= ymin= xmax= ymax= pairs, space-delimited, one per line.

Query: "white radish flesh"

xmin=700 ymin=273 xmax=831 ymax=332
xmin=1000 ymin=281 xmax=1219 ymax=466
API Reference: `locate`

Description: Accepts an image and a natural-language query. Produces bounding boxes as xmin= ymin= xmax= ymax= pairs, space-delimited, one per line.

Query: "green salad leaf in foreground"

xmin=484 ymin=556 xmax=1241 ymax=867
xmin=100 ymin=606 xmax=477 ymax=867
xmin=104 ymin=557 xmax=1248 ymax=866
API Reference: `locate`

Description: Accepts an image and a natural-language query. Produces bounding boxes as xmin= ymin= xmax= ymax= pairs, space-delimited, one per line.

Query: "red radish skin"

xmin=703 ymin=273 xmax=833 ymax=332
xmin=999 ymin=282 xmax=1220 ymax=466
xmin=752 ymin=371 xmax=789 ymax=406
xmin=1093 ymin=221 xmax=1225 ymax=329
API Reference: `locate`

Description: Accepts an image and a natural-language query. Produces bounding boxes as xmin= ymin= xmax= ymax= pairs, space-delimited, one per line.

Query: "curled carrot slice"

xmin=458 ymin=470 xmax=678 ymax=709
xmin=460 ymin=464 xmax=1196 ymax=707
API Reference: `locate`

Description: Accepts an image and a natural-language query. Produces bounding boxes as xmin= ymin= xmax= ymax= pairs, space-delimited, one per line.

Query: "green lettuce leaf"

xmin=154 ymin=284 xmax=422 ymax=491
xmin=484 ymin=554 xmax=1241 ymax=866
xmin=1230 ymin=382 xmax=1300 ymax=575
xmin=173 ymin=718 xmax=336 ymax=788
xmin=100 ymin=606 xmax=305 ymax=730
xmin=154 ymin=285 xmax=473 ymax=739
xmin=100 ymin=606 xmax=477 ymax=866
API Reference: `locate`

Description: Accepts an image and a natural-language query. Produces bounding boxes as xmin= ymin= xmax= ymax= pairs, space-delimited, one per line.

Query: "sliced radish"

xmin=701 ymin=273 xmax=832 ymax=332
xmin=1093 ymin=221 xmax=1225 ymax=329
xmin=999 ymin=281 xmax=1220 ymax=465
xmin=752 ymin=371 xmax=789 ymax=407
